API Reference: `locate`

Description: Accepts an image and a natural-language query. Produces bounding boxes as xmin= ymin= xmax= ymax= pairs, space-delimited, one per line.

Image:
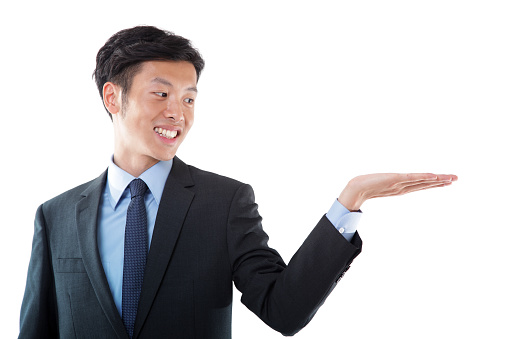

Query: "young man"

xmin=19 ymin=26 xmax=457 ymax=339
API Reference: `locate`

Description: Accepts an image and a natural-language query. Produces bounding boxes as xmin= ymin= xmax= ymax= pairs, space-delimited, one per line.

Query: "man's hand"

xmin=338 ymin=173 xmax=458 ymax=211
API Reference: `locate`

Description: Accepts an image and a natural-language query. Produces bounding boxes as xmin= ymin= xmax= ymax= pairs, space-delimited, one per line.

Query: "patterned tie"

xmin=122 ymin=178 xmax=148 ymax=338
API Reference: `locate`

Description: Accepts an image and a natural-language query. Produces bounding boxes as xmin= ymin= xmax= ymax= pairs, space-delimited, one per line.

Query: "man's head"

xmin=93 ymin=25 xmax=204 ymax=120
xmin=94 ymin=26 xmax=205 ymax=175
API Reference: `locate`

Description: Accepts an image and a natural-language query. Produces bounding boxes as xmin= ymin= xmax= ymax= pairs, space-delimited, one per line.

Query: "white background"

xmin=1 ymin=1 xmax=508 ymax=338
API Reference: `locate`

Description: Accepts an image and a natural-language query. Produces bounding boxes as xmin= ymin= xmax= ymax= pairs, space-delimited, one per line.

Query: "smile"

xmin=154 ymin=127 xmax=178 ymax=139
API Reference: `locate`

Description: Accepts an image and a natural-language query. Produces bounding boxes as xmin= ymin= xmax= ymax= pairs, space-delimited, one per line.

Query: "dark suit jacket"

xmin=20 ymin=157 xmax=362 ymax=338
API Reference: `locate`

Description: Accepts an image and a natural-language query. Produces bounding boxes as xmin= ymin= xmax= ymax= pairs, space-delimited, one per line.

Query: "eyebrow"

xmin=151 ymin=77 xmax=198 ymax=93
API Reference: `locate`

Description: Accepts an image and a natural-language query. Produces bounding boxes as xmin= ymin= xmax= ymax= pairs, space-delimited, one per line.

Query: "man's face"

xmin=110 ymin=60 xmax=197 ymax=170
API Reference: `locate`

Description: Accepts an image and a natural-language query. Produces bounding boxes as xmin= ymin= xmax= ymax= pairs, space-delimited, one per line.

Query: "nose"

xmin=164 ymin=99 xmax=184 ymax=122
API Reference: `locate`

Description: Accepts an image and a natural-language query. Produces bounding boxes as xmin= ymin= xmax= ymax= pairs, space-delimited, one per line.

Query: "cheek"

xmin=185 ymin=111 xmax=194 ymax=128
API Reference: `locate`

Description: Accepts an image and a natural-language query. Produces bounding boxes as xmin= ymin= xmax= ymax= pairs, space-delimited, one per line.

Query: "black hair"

xmin=93 ymin=26 xmax=205 ymax=119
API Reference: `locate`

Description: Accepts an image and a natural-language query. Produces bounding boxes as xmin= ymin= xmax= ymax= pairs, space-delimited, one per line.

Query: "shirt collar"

xmin=106 ymin=157 xmax=173 ymax=210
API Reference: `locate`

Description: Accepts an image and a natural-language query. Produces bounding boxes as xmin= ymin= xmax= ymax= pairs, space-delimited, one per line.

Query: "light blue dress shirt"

xmin=98 ymin=158 xmax=173 ymax=316
xmin=97 ymin=158 xmax=362 ymax=316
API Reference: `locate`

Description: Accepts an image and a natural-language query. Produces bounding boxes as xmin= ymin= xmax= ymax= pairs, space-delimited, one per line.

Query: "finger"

xmin=392 ymin=173 xmax=457 ymax=186
xmin=371 ymin=181 xmax=453 ymax=198
xmin=436 ymin=174 xmax=458 ymax=182
xmin=389 ymin=173 xmax=439 ymax=186
xmin=412 ymin=181 xmax=452 ymax=195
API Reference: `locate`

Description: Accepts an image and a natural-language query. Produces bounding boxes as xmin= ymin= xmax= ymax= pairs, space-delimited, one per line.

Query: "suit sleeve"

xmin=227 ymin=184 xmax=362 ymax=336
xmin=19 ymin=205 xmax=58 ymax=339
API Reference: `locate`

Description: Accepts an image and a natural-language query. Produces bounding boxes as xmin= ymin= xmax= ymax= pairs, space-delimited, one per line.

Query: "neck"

xmin=112 ymin=151 xmax=158 ymax=178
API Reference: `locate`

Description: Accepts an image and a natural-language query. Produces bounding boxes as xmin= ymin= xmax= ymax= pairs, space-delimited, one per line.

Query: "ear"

xmin=103 ymin=82 xmax=122 ymax=115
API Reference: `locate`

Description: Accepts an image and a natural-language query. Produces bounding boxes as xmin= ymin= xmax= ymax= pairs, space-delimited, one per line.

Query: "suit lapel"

xmin=75 ymin=171 xmax=129 ymax=339
xmin=134 ymin=157 xmax=195 ymax=338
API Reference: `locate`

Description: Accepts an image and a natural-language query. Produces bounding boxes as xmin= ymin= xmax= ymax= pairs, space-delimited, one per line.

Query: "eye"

xmin=184 ymin=98 xmax=194 ymax=104
xmin=154 ymin=92 xmax=167 ymax=98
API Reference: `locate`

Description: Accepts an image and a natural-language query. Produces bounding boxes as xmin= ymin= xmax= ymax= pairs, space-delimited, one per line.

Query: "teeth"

xmin=155 ymin=127 xmax=178 ymax=139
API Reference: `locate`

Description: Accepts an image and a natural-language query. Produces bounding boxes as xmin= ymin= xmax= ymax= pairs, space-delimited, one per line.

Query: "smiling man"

xmin=105 ymin=61 xmax=197 ymax=177
xmin=19 ymin=26 xmax=457 ymax=339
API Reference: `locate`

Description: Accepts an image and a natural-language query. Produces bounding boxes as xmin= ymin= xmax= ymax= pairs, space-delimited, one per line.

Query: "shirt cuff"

xmin=326 ymin=199 xmax=362 ymax=242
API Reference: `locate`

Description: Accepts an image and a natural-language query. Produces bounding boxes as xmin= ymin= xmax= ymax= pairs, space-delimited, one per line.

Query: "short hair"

xmin=93 ymin=25 xmax=205 ymax=119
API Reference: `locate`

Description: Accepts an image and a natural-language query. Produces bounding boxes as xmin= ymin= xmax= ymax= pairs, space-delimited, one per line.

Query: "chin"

xmin=157 ymin=152 xmax=177 ymax=162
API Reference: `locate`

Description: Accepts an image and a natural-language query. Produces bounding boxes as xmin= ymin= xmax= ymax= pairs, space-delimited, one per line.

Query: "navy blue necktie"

xmin=122 ymin=179 xmax=148 ymax=339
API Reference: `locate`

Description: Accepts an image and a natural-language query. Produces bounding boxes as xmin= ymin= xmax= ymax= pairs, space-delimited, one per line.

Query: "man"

xmin=19 ymin=26 xmax=457 ymax=339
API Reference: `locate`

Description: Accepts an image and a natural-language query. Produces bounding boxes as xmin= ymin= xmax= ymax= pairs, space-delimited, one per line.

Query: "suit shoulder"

xmin=42 ymin=172 xmax=106 ymax=211
xmin=186 ymin=164 xmax=247 ymax=191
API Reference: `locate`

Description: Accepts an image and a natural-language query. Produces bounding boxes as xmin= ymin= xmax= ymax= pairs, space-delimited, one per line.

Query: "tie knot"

xmin=129 ymin=178 xmax=148 ymax=198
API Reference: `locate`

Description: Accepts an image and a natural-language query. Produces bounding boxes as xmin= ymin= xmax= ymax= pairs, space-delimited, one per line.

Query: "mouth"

xmin=154 ymin=127 xmax=179 ymax=139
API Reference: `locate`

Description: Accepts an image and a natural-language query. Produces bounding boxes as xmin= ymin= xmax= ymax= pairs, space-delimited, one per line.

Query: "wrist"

xmin=338 ymin=180 xmax=365 ymax=211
